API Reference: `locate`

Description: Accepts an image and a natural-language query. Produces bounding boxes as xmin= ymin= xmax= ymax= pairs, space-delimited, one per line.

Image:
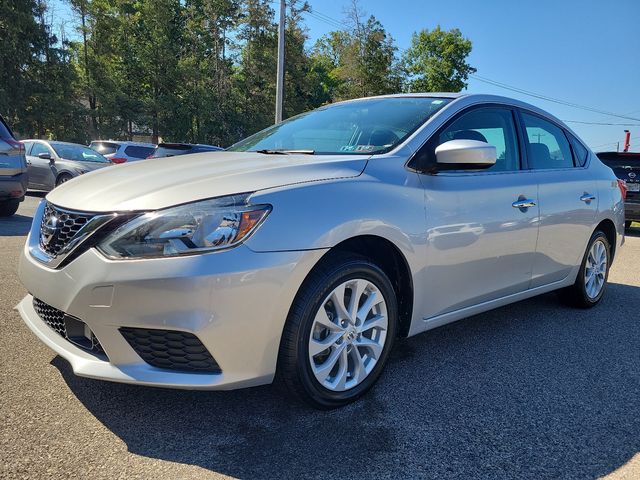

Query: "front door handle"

xmin=580 ymin=193 xmax=596 ymax=203
xmin=512 ymin=199 xmax=537 ymax=209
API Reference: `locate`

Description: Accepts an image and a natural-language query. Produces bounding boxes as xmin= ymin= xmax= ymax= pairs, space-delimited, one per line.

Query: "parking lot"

xmin=1 ymin=193 xmax=638 ymax=479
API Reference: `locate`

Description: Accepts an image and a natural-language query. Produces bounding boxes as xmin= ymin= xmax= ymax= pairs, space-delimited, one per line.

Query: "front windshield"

xmin=52 ymin=143 xmax=110 ymax=163
xmin=229 ymin=97 xmax=451 ymax=155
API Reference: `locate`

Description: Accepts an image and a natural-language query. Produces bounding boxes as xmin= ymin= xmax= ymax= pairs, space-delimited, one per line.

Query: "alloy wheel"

xmin=308 ymin=278 xmax=388 ymax=392
xmin=584 ymin=239 xmax=607 ymax=299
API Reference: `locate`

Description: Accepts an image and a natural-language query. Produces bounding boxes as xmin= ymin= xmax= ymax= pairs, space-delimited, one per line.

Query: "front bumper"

xmin=18 ymin=234 xmax=327 ymax=390
xmin=0 ymin=171 xmax=28 ymax=201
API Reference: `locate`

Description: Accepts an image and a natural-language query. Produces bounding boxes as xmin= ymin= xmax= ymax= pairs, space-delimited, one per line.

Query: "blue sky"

xmin=50 ymin=0 xmax=640 ymax=151
xmin=300 ymin=0 xmax=640 ymax=152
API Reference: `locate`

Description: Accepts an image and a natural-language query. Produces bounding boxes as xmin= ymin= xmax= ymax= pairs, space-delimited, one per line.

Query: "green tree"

xmin=402 ymin=26 xmax=476 ymax=93
xmin=310 ymin=1 xmax=400 ymax=100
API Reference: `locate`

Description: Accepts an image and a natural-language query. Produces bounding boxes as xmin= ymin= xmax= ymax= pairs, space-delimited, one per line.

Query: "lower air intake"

xmin=119 ymin=327 xmax=221 ymax=373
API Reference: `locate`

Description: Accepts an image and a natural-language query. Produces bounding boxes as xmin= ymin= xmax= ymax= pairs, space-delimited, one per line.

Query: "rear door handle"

xmin=512 ymin=199 xmax=537 ymax=209
xmin=580 ymin=193 xmax=596 ymax=203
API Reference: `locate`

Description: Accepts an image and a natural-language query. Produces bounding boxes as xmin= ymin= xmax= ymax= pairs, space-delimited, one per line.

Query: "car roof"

xmin=90 ymin=140 xmax=156 ymax=147
xmin=24 ymin=139 xmax=88 ymax=147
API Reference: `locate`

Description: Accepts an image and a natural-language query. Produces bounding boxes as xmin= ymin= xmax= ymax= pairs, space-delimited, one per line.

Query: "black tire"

xmin=625 ymin=221 xmax=633 ymax=230
xmin=560 ymin=230 xmax=611 ymax=308
xmin=55 ymin=174 xmax=72 ymax=187
xmin=278 ymin=252 xmax=397 ymax=409
xmin=0 ymin=200 xmax=19 ymax=217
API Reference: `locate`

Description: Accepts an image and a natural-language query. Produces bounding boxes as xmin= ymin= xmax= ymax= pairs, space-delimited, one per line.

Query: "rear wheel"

xmin=0 ymin=200 xmax=19 ymax=217
xmin=560 ymin=230 xmax=610 ymax=308
xmin=278 ymin=252 xmax=397 ymax=409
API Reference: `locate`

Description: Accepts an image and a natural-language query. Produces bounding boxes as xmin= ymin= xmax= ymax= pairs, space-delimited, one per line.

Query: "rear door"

xmin=519 ymin=111 xmax=598 ymax=287
xmin=416 ymin=105 xmax=540 ymax=319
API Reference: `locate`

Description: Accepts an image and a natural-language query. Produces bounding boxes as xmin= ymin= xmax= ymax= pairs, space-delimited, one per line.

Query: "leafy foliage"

xmin=402 ymin=26 xmax=476 ymax=93
xmin=0 ymin=0 xmax=476 ymax=146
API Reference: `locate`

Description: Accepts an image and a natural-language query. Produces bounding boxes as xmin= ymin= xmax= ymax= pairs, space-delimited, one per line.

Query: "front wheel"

xmin=560 ymin=230 xmax=611 ymax=308
xmin=278 ymin=252 xmax=397 ymax=409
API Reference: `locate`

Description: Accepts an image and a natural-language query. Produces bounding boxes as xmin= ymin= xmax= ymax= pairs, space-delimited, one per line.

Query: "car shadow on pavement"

xmin=53 ymin=283 xmax=640 ymax=479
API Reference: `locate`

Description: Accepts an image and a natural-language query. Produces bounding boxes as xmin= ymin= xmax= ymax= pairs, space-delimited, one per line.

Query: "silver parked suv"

xmin=17 ymin=94 xmax=625 ymax=408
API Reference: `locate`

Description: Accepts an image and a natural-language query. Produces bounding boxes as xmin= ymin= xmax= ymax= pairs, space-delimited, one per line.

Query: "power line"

xmin=563 ymin=120 xmax=640 ymax=126
xmin=470 ymin=74 xmax=640 ymax=122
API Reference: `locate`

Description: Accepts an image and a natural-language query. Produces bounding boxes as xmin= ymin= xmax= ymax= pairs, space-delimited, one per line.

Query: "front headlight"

xmin=97 ymin=194 xmax=271 ymax=259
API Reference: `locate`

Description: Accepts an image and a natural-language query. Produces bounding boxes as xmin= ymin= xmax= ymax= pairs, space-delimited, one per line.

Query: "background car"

xmin=89 ymin=140 xmax=156 ymax=164
xmin=22 ymin=140 xmax=112 ymax=191
xmin=0 ymin=115 xmax=28 ymax=216
xmin=148 ymin=142 xmax=223 ymax=158
xmin=596 ymin=151 xmax=639 ymax=229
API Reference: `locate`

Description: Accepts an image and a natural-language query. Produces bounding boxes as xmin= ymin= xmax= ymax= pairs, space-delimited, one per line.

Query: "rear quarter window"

xmin=568 ymin=134 xmax=589 ymax=167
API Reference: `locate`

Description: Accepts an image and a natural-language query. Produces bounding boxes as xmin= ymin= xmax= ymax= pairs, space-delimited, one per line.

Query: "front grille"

xmin=39 ymin=202 xmax=96 ymax=256
xmin=120 ymin=327 xmax=221 ymax=373
xmin=32 ymin=298 xmax=104 ymax=355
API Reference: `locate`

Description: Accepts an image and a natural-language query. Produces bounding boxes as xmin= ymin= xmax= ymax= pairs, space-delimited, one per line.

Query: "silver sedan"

xmin=17 ymin=93 xmax=625 ymax=408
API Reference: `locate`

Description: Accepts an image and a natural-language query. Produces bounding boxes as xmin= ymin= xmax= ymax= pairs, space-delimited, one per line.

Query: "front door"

xmin=416 ymin=106 xmax=539 ymax=319
xmin=27 ymin=142 xmax=55 ymax=189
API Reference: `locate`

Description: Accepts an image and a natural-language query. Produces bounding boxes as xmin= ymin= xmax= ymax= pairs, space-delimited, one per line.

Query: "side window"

xmin=22 ymin=141 xmax=34 ymax=154
xmin=124 ymin=146 xmax=154 ymax=159
xmin=437 ymin=107 xmax=520 ymax=172
xmin=568 ymin=133 xmax=589 ymax=167
xmin=521 ymin=112 xmax=574 ymax=169
xmin=30 ymin=143 xmax=50 ymax=157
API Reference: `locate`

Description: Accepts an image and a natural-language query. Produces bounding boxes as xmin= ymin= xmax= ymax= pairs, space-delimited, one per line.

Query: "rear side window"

xmin=437 ymin=107 xmax=520 ymax=172
xmin=90 ymin=141 xmax=119 ymax=155
xmin=521 ymin=112 xmax=574 ymax=169
xmin=568 ymin=134 xmax=589 ymax=167
xmin=22 ymin=141 xmax=34 ymax=154
xmin=124 ymin=146 xmax=154 ymax=158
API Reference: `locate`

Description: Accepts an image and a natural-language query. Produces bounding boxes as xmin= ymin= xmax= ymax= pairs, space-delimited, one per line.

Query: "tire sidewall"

xmin=294 ymin=259 xmax=397 ymax=408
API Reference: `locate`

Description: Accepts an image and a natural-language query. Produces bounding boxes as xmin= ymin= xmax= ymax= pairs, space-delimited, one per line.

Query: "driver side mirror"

xmin=38 ymin=152 xmax=54 ymax=164
xmin=435 ymin=140 xmax=496 ymax=169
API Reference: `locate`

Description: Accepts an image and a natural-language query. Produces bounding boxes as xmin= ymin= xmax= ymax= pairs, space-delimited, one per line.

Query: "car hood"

xmin=46 ymin=151 xmax=368 ymax=212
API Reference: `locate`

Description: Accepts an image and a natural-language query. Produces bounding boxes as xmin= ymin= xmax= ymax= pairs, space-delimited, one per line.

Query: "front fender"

xmin=245 ymin=158 xmax=426 ymax=265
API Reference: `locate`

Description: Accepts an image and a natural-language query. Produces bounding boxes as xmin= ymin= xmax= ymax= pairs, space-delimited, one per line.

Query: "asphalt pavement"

xmin=1 ymin=193 xmax=639 ymax=479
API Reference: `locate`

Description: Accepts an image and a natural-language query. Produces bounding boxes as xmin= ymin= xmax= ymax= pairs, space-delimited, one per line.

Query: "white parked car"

xmin=89 ymin=140 xmax=156 ymax=163
xmin=18 ymin=94 xmax=625 ymax=408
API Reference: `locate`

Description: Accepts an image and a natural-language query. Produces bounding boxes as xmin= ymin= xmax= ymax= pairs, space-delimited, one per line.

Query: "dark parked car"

xmin=148 ymin=142 xmax=223 ymax=158
xmin=23 ymin=140 xmax=112 ymax=191
xmin=0 ymin=115 xmax=28 ymax=217
xmin=596 ymin=151 xmax=640 ymax=229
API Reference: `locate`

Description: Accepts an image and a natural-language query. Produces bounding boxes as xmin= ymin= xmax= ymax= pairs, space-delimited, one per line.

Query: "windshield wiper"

xmin=254 ymin=149 xmax=315 ymax=155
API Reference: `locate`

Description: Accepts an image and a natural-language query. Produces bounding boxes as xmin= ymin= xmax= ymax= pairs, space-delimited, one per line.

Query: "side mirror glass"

xmin=38 ymin=152 xmax=53 ymax=162
xmin=435 ymin=140 xmax=496 ymax=169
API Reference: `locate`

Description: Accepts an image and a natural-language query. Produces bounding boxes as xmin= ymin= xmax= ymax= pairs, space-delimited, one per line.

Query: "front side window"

xmin=30 ymin=143 xmax=51 ymax=157
xmin=229 ymin=97 xmax=451 ymax=155
xmin=521 ymin=112 xmax=573 ymax=169
xmin=437 ymin=107 xmax=520 ymax=172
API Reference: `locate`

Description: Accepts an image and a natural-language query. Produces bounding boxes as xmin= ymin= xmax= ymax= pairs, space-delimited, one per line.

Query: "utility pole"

xmin=275 ymin=0 xmax=285 ymax=124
